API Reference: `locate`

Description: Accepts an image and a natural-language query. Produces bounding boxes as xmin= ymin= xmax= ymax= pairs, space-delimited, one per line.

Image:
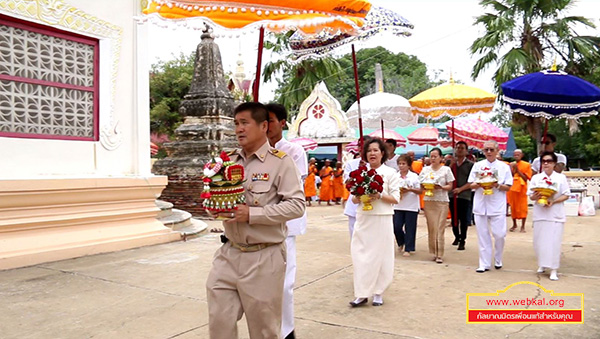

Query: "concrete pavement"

xmin=1 ymin=205 xmax=599 ymax=338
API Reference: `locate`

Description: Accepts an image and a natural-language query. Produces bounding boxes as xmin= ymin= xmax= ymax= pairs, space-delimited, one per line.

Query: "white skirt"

xmin=351 ymin=213 xmax=394 ymax=297
xmin=533 ymin=220 xmax=564 ymax=269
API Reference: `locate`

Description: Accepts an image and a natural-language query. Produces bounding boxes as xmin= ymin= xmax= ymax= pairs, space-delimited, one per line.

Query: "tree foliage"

xmin=264 ymin=39 xmax=441 ymax=115
xmin=149 ymin=52 xmax=195 ymax=137
xmin=470 ymin=0 xmax=600 ymax=158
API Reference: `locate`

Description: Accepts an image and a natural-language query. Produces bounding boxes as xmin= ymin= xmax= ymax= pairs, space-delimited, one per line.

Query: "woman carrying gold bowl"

xmin=528 ymin=151 xmax=570 ymax=281
xmin=349 ymin=138 xmax=400 ymax=307
xmin=418 ymin=148 xmax=455 ymax=264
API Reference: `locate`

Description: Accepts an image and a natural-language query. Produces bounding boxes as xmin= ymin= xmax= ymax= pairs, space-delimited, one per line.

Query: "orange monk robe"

xmin=508 ymin=160 xmax=532 ymax=219
xmin=319 ymin=166 xmax=334 ymax=201
xmin=304 ymin=164 xmax=318 ymax=198
xmin=332 ymin=168 xmax=345 ymax=200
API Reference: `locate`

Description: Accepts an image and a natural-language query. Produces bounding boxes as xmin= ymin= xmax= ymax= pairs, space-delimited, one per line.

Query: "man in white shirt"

xmin=384 ymin=138 xmax=399 ymax=170
xmin=266 ymin=103 xmax=308 ymax=339
xmin=468 ymin=140 xmax=513 ymax=273
xmin=343 ymin=136 xmax=371 ymax=238
xmin=531 ymin=133 xmax=567 ymax=174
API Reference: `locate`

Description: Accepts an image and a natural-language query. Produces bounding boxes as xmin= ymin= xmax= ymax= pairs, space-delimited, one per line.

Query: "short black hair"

xmin=430 ymin=147 xmax=443 ymax=157
xmin=234 ymin=102 xmax=268 ymax=123
xmin=541 ymin=133 xmax=557 ymax=143
xmin=456 ymin=141 xmax=468 ymax=149
xmin=361 ymin=138 xmax=389 ymax=164
xmin=540 ymin=151 xmax=557 ymax=163
xmin=265 ymin=103 xmax=288 ymax=121
xmin=385 ymin=138 xmax=397 ymax=147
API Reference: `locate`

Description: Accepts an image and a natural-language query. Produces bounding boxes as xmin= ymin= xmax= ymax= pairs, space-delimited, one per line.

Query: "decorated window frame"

xmin=0 ymin=14 xmax=100 ymax=141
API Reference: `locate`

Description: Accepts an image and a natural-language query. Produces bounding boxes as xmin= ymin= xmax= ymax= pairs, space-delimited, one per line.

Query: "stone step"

xmin=155 ymin=200 xmax=174 ymax=218
xmin=156 ymin=207 xmax=208 ymax=240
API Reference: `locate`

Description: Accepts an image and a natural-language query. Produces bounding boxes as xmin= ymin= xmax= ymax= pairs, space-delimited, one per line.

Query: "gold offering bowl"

xmin=422 ymin=182 xmax=436 ymax=197
xmin=479 ymin=181 xmax=497 ymax=195
xmin=533 ymin=187 xmax=556 ymax=206
xmin=359 ymin=195 xmax=373 ymax=211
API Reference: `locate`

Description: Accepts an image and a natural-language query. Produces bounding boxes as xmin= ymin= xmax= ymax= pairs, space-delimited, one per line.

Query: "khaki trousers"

xmin=424 ymin=200 xmax=449 ymax=258
xmin=206 ymin=242 xmax=286 ymax=339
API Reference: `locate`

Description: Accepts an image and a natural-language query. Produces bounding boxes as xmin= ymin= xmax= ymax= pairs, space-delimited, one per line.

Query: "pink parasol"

xmin=445 ymin=119 xmax=508 ymax=150
xmin=289 ymin=137 xmax=318 ymax=151
xmin=368 ymin=129 xmax=406 ymax=147
xmin=406 ymin=126 xmax=439 ymax=146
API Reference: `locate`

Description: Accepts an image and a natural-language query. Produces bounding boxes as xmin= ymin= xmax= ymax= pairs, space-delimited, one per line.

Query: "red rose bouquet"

xmin=201 ymin=151 xmax=246 ymax=219
xmin=345 ymin=166 xmax=384 ymax=211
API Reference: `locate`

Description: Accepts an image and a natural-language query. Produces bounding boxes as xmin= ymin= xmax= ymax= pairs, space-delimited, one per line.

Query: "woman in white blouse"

xmin=528 ymin=151 xmax=570 ymax=281
xmin=350 ymin=138 xmax=401 ymax=307
xmin=419 ymin=148 xmax=455 ymax=264
xmin=393 ymin=154 xmax=423 ymax=257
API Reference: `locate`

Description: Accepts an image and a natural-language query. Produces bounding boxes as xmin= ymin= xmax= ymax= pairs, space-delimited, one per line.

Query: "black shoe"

xmin=349 ymin=298 xmax=368 ymax=307
xmin=372 ymin=301 xmax=383 ymax=306
xmin=452 ymin=239 xmax=459 ymax=246
xmin=457 ymin=242 xmax=465 ymax=251
xmin=285 ymin=330 xmax=296 ymax=339
xmin=476 ymin=267 xmax=490 ymax=273
xmin=495 ymin=264 xmax=503 ymax=269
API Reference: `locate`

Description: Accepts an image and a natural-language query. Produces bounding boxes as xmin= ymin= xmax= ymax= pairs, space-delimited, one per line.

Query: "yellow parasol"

xmin=142 ymin=0 xmax=372 ymax=101
xmin=409 ymin=77 xmax=496 ymax=120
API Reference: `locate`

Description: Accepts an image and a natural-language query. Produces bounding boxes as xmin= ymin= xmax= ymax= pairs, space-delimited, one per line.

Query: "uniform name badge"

xmin=252 ymin=173 xmax=269 ymax=181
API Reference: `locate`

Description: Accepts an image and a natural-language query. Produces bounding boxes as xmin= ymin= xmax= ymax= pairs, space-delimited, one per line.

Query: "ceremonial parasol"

xmin=141 ymin=0 xmax=372 ymax=101
xmin=409 ymin=78 xmax=496 ymax=120
xmin=289 ymin=137 xmax=318 ymax=151
xmin=501 ymin=69 xmax=600 ymax=120
xmin=445 ymin=118 xmax=509 ymax=151
xmin=368 ymin=129 xmax=406 ymax=147
xmin=345 ymin=140 xmax=360 ymax=153
xmin=346 ymin=91 xmax=416 ymax=129
xmin=406 ymin=125 xmax=440 ymax=146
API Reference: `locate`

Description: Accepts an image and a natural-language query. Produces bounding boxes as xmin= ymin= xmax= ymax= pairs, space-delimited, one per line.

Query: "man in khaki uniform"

xmin=206 ymin=102 xmax=305 ymax=339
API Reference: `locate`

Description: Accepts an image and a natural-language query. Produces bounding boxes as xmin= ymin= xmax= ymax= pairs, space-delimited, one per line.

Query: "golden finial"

xmin=551 ymin=58 xmax=557 ymax=72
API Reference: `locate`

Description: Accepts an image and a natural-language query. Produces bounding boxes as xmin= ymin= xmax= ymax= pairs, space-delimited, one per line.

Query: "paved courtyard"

xmin=1 ymin=205 xmax=599 ymax=338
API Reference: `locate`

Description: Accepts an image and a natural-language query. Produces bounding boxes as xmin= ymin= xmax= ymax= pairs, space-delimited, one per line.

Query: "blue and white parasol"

xmin=501 ymin=69 xmax=600 ymax=120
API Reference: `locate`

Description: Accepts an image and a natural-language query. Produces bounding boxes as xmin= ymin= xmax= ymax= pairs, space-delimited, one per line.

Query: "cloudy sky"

xmin=147 ymin=0 xmax=599 ymax=102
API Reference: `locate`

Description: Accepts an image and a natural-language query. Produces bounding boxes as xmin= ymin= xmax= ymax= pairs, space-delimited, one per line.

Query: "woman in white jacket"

xmin=528 ymin=151 xmax=570 ymax=281
xmin=349 ymin=138 xmax=400 ymax=307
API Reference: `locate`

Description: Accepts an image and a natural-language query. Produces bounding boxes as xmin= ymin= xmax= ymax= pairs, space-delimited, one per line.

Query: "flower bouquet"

xmin=201 ymin=151 xmax=245 ymax=219
xmin=345 ymin=166 xmax=384 ymax=211
xmin=419 ymin=172 xmax=438 ymax=197
xmin=531 ymin=176 xmax=558 ymax=206
xmin=474 ymin=166 xmax=498 ymax=195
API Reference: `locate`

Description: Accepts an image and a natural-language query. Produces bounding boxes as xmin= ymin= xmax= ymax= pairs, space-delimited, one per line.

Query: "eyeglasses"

xmin=541 ymin=159 xmax=555 ymax=164
xmin=483 ymin=148 xmax=496 ymax=152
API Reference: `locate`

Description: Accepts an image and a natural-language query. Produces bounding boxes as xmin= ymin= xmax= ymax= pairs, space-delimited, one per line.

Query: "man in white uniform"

xmin=266 ymin=103 xmax=307 ymax=339
xmin=384 ymin=138 xmax=399 ymax=170
xmin=468 ymin=140 xmax=513 ymax=273
xmin=343 ymin=136 xmax=371 ymax=238
xmin=531 ymin=133 xmax=567 ymax=174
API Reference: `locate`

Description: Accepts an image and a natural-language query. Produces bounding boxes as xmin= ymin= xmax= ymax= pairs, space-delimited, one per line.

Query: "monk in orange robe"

xmin=508 ymin=149 xmax=532 ymax=232
xmin=332 ymin=162 xmax=345 ymax=205
xmin=304 ymin=158 xmax=318 ymax=206
xmin=319 ymin=159 xmax=334 ymax=206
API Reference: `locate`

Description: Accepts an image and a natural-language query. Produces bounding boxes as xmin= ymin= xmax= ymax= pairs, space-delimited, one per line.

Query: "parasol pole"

xmin=539 ymin=118 xmax=549 ymax=173
xmin=451 ymin=117 xmax=457 ymax=228
xmin=352 ymin=44 xmax=364 ymax=148
xmin=253 ymin=26 xmax=265 ymax=102
xmin=381 ymin=120 xmax=385 ymax=139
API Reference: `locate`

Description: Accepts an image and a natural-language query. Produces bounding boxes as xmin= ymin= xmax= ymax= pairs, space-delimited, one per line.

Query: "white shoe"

xmin=550 ymin=270 xmax=559 ymax=281
xmin=537 ymin=267 xmax=545 ymax=273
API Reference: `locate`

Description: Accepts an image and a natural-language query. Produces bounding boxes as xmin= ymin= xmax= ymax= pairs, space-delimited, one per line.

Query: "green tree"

xmin=470 ymin=0 xmax=600 ymax=151
xmin=149 ymin=52 xmax=195 ymax=136
xmin=325 ymin=47 xmax=440 ymax=111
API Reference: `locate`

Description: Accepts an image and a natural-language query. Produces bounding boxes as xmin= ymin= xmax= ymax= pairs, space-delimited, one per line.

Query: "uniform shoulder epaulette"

xmin=269 ymin=148 xmax=287 ymax=159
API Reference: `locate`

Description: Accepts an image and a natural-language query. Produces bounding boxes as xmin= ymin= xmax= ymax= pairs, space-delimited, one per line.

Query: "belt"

xmin=230 ymin=241 xmax=279 ymax=252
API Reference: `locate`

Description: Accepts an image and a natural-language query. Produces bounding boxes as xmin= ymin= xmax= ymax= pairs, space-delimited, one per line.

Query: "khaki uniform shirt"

xmin=225 ymin=141 xmax=305 ymax=245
